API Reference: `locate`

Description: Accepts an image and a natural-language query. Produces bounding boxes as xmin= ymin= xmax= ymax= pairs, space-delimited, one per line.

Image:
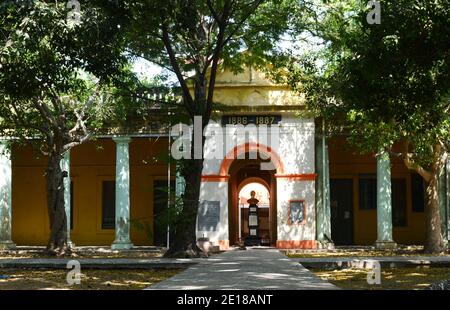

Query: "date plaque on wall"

xmin=221 ymin=115 xmax=282 ymax=126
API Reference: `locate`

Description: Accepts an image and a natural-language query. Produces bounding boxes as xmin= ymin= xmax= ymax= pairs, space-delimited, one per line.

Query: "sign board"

xmin=221 ymin=115 xmax=282 ymax=126
xmin=289 ymin=200 xmax=305 ymax=225
xmin=197 ymin=201 xmax=220 ymax=231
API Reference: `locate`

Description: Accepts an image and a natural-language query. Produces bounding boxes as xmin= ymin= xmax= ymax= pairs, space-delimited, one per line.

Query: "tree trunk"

xmin=424 ymin=172 xmax=445 ymax=253
xmin=45 ymin=152 xmax=68 ymax=254
xmin=164 ymin=157 xmax=205 ymax=258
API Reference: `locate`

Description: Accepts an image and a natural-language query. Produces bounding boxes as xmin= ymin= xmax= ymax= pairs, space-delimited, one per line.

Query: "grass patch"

xmin=312 ymin=266 xmax=450 ymax=290
xmin=0 ymin=268 xmax=182 ymax=290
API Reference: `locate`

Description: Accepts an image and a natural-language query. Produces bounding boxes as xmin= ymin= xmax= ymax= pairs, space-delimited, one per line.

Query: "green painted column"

xmin=175 ymin=161 xmax=185 ymax=201
xmin=112 ymin=137 xmax=133 ymax=250
xmin=315 ymin=127 xmax=333 ymax=248
xmin=324 ymin=137 xmax=331 ymax=240
xmin=60 ymin=150 xmax=73 ymax=248
xmin=447 ymin=159 xmax=450 ymax=243
xmin=175 ymin=127 xmax=185 ymax=209
xmin=442 ymin=159 xmax=450 ymax=244
xmin=375 ymin=149 xmax=396 ymax=249
xmin=0 ymin=140 xmax=15 ymax=249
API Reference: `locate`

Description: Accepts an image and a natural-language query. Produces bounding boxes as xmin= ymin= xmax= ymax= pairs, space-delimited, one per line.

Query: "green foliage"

xmin=99 ymin=1 xmax=316 ymax=117
xmin=290 ymin=0 xmax=450 ymax=167
xmin=0 ymin=0 xmax=128 ymax=151
xmin=130 ymin=218 xmax=154 ymax=243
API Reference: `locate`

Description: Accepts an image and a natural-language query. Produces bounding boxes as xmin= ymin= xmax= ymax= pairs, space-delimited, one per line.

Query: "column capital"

xmin=375 ymin=147 xmax=390 ymax=159
xmin=113 ymin=136 xmax=132 ymax=144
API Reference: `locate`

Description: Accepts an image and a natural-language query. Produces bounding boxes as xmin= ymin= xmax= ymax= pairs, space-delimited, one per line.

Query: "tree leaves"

xmin=290 ymin=0 xmax=450 ymax=167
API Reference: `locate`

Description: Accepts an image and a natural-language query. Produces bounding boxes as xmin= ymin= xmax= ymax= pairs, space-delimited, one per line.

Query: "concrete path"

xmin=148 ymin=249 xmax=337 ymax=290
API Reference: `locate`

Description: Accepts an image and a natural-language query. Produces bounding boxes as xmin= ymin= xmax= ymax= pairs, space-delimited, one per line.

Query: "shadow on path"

xmin=147 ymin=249 xmax=337 ymax=290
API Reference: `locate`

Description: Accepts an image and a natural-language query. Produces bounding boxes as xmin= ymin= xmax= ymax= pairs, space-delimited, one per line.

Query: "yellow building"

xmin=0 ymin=67 xmax=448 ymax=249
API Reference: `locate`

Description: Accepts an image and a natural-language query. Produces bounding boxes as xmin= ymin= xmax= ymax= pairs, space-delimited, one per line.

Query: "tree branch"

xmin=402 ymin=140 xmax=432 ymax=182
xmin=161 ymin=24 xmax=195 ymax=116
xmin=205 ymin=1 xmax=233 ymax=121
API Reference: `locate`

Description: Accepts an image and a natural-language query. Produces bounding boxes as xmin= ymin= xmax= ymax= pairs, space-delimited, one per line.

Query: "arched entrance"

xmin=227 ymin=155 xmax=277 ymax=246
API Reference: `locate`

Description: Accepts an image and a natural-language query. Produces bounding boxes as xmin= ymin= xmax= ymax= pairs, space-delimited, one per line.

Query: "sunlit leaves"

xmin=290 ymin=0 xmax=450 ymax=168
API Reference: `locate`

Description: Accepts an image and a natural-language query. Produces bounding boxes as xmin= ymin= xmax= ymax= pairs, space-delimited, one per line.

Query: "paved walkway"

xmin=148 ymin=249 xmax=337 ymax=290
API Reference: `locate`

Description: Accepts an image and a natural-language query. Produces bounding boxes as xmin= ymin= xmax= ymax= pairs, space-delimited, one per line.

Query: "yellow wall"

xmin=11 ymin=137 xmax=172 ymax=246
xmin=329 ymin=138 xmax=426 ymax=245
xmin=193 ymin=67 xmax=304 ymax=108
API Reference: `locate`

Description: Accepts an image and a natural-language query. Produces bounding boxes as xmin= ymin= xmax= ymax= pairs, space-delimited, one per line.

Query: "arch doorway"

xmin=228 ymin=154 xmax=277 ymax=246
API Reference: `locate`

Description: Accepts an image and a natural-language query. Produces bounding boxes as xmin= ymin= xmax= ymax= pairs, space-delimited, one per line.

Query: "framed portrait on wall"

xmin=288 ymin=200 xmax=306 ymax=225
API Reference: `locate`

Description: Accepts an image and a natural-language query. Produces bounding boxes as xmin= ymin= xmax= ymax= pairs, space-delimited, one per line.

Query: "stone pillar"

xmin=175 ymin=161 xmax=185 ymax=201
xmin=0 ymin=140 xmax=15 ymax=249
xmin=441 ymin=159 xmax=449 ymax=244
xmin=375 ymin=149 xmax=396 ymax=249
xmin=447 ymin=159 xmax=450 ymax=243
xmin=112 ymin=137 xmax=133 ymax=250
xmin=315 ymin=127 xmax=333 ymax=249
xmin=60 ymin=150 xmax=73 ymax=248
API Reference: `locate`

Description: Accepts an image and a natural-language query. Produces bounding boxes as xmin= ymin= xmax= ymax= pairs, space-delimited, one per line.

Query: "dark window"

xmin=411 ymin=174 xmax=425 ymax=212
xmin=153 ymin=179 xmax=176 ymax=247
xmin=70 ymin=181 xmax=74 ymax=230
xmin=392 ymin=178 xmax=407 ymax=227
xmin=102 ymin=181 xmax=116 ymax=229
xmin=359 ymin=175 xmax=377 ymax=210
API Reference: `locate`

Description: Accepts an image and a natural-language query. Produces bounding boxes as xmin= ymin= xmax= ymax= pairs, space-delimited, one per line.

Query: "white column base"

xmin=316 ymin=240 xmax=335 ymax=250
xmin=111 ymin=241 xmax=133 ymax=250
xmin=67 ymin=241 xmax=74 ymax=249
xmin=375 ymin=240 xmax=397 ymax=250
xmin=0 ymin=241 xmax=16 ymax=250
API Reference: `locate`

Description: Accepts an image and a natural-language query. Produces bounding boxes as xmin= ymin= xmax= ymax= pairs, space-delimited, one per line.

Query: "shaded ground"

xmin=0 ymin=268 xmax=182 ymax=290
xmin=0 ymin=246 xmax=164 ymax=259
xmin=286 ymin=245 xmax=450 ymax=258
xmin=311 ymin=266 xmax=450 ymax=290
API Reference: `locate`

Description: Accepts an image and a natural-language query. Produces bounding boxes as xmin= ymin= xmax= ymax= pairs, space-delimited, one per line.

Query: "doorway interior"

xmin=330 ymin=178 xmax=354 ymax=245
xmin=238 ymin=180 xmax=270 ymax=245
xmin=228 ymin=155 xmax=277 ymax=246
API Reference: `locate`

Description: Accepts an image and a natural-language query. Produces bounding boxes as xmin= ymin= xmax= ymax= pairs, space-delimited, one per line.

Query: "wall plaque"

xmin=221 ymin=115 xmax=282 ymax=126
xmin=197 ymin=201 xmax=220 ymax=231
xmin=288 ymin=200 xmax=306 ymax=225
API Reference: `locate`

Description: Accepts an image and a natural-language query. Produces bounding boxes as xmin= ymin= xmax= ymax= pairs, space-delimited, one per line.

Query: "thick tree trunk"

xmin=424 ymin=172 xmax=445 ymax=253
xmin=45 ymin=152 xmax=69 ymax=255
xmin=164 ymin=157 xmax=205 ymax=257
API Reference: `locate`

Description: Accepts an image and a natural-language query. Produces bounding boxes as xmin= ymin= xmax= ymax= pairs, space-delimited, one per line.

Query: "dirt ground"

xmin=286 ymin=245 xmax=450 ymax=258
xmin=0 ymin=268 xmax=182 ymax=290
xmin=312 ymin=266 xmax=450 ymax=290
xmin=0 ymin=248 xmax=165 ymax=259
